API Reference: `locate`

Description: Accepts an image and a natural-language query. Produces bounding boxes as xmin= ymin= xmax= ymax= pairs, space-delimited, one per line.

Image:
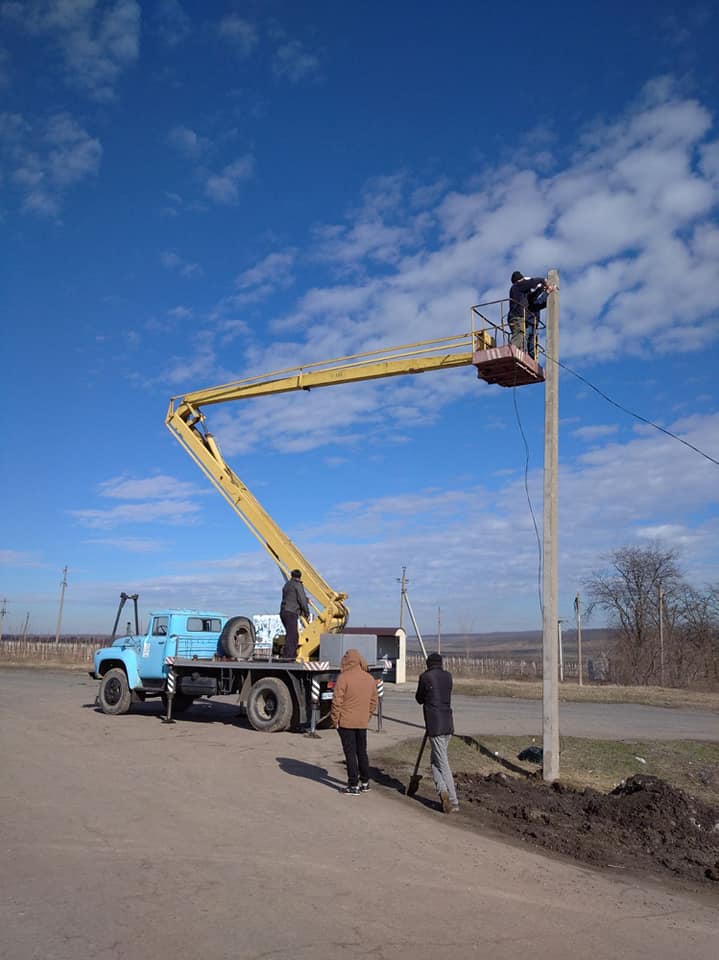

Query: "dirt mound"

xmin=455 ymin=772 xmax=719 ymax=884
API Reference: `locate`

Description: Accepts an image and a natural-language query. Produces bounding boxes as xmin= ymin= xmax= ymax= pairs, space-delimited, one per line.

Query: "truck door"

xmin=139 ymin=615 xmax=170 ymax=680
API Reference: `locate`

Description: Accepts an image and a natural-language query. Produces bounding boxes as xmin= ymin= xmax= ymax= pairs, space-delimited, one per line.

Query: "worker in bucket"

xmin=279 ymin=568 xmax=310 ymax=661
xmin=415 ymin=652 xmax=459 ymax=814
xmin=508 ymin=271 xmax=554 ymax=359
xmin=331 ymin=649 xmax=378 ymax=796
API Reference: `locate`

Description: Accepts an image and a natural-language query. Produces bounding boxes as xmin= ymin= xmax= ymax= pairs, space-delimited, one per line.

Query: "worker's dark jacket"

xmin=508 ymin=277 xmax=546 ymax=320
xmin=415 ymin=665 xmax=454 ymax=737
xmin=281 ymin=578 xmax=310 ymax=618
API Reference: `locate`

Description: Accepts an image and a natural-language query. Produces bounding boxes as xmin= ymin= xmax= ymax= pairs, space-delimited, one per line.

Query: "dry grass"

xmin=405 ymin=674 xmax=719 ymax=711
xmin=0 ymin=640 xmax=96 ymax=668
xmin=377 ymin=734 xmax=719 ymax=808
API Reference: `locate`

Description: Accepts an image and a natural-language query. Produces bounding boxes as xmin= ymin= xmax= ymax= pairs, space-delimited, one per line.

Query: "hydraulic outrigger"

xmin=166 ymin=305 xmax=544 ymax=660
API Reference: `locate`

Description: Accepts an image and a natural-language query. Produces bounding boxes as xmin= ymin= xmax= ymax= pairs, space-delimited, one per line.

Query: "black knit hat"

xmin=511 ymin=270 xmax=523 ymax=283
xmin=426 ymin=652 xmax=443 ymax=667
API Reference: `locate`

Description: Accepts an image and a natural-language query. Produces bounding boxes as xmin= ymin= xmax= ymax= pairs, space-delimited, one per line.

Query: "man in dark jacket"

xmin=415 ymin=652 xmax=459 ymax=813
xmin=508 ymin=271 xmax=550 ymax=359
xmin=279 ymin=569 xmax=310 ymax=661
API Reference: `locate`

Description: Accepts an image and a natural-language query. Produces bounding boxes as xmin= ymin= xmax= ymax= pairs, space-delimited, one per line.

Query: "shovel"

xmin=406 ymin=733 xmax=428 ymax=797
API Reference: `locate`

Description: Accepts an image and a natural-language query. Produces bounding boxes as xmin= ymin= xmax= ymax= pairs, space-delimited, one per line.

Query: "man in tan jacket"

xmin=331 ymin=649 xmax=378 ymax=796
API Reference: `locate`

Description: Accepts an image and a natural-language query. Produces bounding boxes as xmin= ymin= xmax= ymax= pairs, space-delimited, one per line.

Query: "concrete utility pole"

xmin=575 ymin=593 xmax=583 ymax=686
xmin=21 ymin=611 xmax=30 ymax=642
xmin=542 ymin=268 xmax=560 ymax=782
xmin=397 ymin=567 xmax=408 ymax=630
xmin=437 ymin=606 xmax=441 ymax=653
xmin=0 ymin=598 xmax=7 ymax=644
xmin=396 ymin=567 xmax=427 ymax=658
xmin=55 ymin=565 xmax=68 ymax=644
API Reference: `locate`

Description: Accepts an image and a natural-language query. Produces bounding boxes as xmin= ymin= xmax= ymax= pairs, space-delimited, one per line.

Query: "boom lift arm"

xmin=165 ymin=321 xmax=540 ymax=660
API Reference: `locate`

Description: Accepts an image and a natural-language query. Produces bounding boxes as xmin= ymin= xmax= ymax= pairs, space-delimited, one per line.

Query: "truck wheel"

xmin=98 ymin=668 xmax=132 ymax=715
xmin=220 ymin=616 xmax=256 ymax=660
xmin=246 ymin=677 xmax=293 ymax=733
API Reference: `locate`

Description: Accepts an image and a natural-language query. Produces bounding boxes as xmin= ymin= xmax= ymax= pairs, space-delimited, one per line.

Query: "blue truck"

xmin=90 ymin=605 xmax=385 ymax=734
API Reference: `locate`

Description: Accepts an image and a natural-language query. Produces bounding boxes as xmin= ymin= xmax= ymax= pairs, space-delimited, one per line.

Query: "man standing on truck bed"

xmin=280 ymin=569 xmax=310 ymax=661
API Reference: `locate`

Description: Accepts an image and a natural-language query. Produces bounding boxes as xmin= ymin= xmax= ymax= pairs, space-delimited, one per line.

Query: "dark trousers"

xmin=338 ymin=727 xmax=369 ymax=787
xmin=280 ymin=609 xmax=299 ymax=659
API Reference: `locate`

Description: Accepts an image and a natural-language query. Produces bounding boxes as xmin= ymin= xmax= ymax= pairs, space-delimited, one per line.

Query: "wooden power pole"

xmin=542 ymin=268 xmax=560 ymax=782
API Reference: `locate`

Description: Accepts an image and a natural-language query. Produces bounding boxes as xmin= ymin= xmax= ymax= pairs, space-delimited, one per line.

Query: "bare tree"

xmin=673 ymin=583 xmax=719 ymax=685
xmin=584 ymin=544 xmax=682 ymax=685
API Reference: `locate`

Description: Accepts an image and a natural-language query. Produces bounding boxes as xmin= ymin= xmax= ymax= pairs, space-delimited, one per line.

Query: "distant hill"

xmin=406 ymin=628 xmax=614 ymax=659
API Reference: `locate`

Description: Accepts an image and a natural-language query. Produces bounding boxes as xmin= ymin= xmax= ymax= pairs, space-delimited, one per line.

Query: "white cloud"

xmin=160 ymin=249 xmax=202 ymax=277
xmin=269 ymin=80 xmax=717 ymax=390
xmin=218 ymin=14 xmax=257 ymax=57
xmin=154 ymin=0 xmax=190 ymax=47
xmin=70 ymin=499 xmax=201 ymax=529
xmin=1 ymin=0 xmax=140 ymax=101
xmin=84 ymin=537 xmax=167 ymax=553
xmin=233 ymin=249 xmax=296 ymax=303
xmin=0 ymin=548 xmax=42 ymax=566
xmin=272 ymin=39 xmax=320 ymax=84
xmin=98 ymin=475 xmax=204 ymax=500
xmin=101 ymin=410 xmax=718 ymax=632
xmin=0 ymin=46 xmax=9 ymax=86
xmin=204 ymin=155 xmax=254 ymax=204
xmin=0 ymin=110 xmax=101 ymax=216
xmin=168 ymin=125 xmax=209 ymax=159
xmin=572 ymin=424 xmax=619 ymax=441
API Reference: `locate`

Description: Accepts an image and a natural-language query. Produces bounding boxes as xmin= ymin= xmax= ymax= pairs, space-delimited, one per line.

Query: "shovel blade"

xmin=406 ymin=774 xmax=423 ymax=797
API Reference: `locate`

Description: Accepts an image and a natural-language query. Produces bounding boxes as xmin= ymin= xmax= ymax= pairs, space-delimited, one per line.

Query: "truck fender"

xmin=94 ymin=648 xmax=143 ymax=690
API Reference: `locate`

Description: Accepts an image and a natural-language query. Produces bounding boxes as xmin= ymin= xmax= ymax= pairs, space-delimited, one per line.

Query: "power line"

xmin=546 ymin=354 xmax=719 ymax=467
xmin=511 ymin=374 xmax=544 ymax=618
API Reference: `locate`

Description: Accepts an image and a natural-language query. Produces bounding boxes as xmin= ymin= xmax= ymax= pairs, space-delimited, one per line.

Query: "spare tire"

xmin=220 ymin=616 xmax=256 ymax=659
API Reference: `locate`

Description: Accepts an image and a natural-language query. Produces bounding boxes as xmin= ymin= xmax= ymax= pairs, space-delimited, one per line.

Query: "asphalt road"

xmin=382 ymin=684 xmax=719 ymax=741
xmin=1 ymin=668 xmax=717 ymax=960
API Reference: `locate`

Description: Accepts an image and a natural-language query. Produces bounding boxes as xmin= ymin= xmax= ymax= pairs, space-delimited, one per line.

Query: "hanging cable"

xmin=544 ymin=354 xmax=719 ymax=467
xmin=511 ymin=354 xmax=544 ymax=618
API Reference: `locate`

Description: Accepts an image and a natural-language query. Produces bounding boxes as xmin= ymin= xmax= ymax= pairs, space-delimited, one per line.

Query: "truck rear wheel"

xmin=220 ymin=616 xmax=256 ymax=659
xmin=246 ymin=677 xmax=293 ymax=733
xmin=99 ymin=668 xmax=132 ymax=716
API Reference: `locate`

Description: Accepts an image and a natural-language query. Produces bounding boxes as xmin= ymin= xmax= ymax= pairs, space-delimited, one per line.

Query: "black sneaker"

xmin=359 ymin=781 xmax=370 ymax=793
xmin=342 ymin=786 xmax=361 ymax=796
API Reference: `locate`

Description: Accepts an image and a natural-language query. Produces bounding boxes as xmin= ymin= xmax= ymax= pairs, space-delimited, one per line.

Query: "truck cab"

xmin=92 ymin=609 xmax=229 ymax=709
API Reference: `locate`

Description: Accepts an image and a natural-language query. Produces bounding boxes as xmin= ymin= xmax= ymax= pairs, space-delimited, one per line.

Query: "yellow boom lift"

xmin=165 ymin=304 xmax=543 ymax=661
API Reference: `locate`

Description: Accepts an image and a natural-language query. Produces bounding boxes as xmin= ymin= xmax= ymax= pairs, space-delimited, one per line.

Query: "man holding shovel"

xmin=415 ymin=652 xmax=459 ymax=814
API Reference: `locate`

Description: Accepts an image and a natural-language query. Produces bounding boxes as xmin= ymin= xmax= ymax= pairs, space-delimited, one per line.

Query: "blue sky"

xmin=1 ymin=0 xmax=718 ymax=636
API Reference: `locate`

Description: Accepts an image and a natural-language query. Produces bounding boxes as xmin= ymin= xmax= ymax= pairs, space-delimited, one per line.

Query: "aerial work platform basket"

xmin=470 ymin=300 xmax=545 ymax=387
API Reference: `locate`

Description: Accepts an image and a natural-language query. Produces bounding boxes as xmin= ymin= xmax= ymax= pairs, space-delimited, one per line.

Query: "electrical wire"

xmin=511 ymin=362 xmax=544 ymax=618
xmin=545 ymin=354 xmax=719 ymax=467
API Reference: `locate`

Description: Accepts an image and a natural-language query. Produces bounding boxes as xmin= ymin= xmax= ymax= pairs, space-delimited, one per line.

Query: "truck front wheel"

xmin=98 ymin=668 xmax=132 ymax=716
xmin=246 ymin=677 xmax=293 ymax=733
